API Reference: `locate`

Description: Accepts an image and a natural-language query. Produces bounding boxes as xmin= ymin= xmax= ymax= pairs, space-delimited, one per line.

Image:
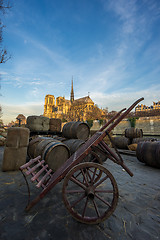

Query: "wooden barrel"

xmin=27 ymin=137 xmax=52 ymax=158
xmin=136 ymin=141 xmax=160 ymax=168
xmin=132 ymin=137 xmax=158 ymax=144
xmin=62 ymin=121 xmax=90 ymax=140
xmin=112 ymin=136 xmax=131 ymax=149
xmin=42 ymin=141 xmax=70 ymax=171
xmin=63 ymin=139 xmax=85 ymax=155
xmin=125 ymin=128 xmax=143 ymax=139
xmin=27 ymin=137 xmax=44 ymax=158
xmin=52 ymin=135 xmax=66 ymax=142
xmin=34 ymin=138 xmax=59 ymax=158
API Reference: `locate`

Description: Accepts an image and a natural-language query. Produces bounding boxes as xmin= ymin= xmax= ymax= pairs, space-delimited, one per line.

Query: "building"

xmin=135 ymin=101 xmax=160 ymax=112
xmin=43 ymin=79 xmax=105 ymax=121
xmin=15 ymin=114 xmax=26 ymax=125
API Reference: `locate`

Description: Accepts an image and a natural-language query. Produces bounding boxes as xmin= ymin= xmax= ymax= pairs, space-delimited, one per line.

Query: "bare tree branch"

xmin=0 ymin=48 xmax=11 ymax=63
xmin=0 ymin=0 xmax=11 ymax=63
xmin=0 ymin=0 xmax=11 ymax=13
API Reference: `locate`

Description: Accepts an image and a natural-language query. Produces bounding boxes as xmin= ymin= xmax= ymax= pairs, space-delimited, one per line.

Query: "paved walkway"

xmin=0 ymin=146 xmax=160 ymax=240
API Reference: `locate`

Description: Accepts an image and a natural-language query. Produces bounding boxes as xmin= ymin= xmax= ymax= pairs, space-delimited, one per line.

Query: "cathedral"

xmin=43 ymin=79 xmax=105 ymax=121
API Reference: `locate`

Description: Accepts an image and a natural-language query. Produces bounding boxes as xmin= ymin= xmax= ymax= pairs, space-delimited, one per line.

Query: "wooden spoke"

xmin=90 ymin=167 xmax=97 ymax=183
xmin=95 ymin=189 xmax=114 ymax=193
xmin=74 ymin=170 xmax=82 ymax=179
xmin=83 ymin=151 xmax=103 ymax=183
xmin=82 ymin=197 xmax=89 ymax=217
xmin=94 ymin=175 xmax=109 ymax=188
xmin=85 ymin=168 xmax=92 ymax=182
xmin=71 ymin=194 xmax=86 ymax=208
xmin=70 ymin=176 xmax=86 ymax=190
xmin=92 ymin=199 xmax=100 ymax=217
xmin=94 ymin=193 xmax=112 ymax=207
xmin=66 ymin=189 xmax=85 ymax=194
xmin=81 ymin=169 xmax=89 ymax=186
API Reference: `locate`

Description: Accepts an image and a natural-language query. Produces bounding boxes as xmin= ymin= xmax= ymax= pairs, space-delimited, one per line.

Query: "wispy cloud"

xmin=91 ymin=84 xmax=160 ymax=111
xmin=1 ymin=102 xmax=44 ymax=124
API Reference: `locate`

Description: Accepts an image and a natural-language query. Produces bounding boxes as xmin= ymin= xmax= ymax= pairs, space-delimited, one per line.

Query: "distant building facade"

xmin=8 ymin=114 xmax=26 ymax=127
xmin=135 ymin=101 xmax=160 ymax=112
xmin=43 ymin=79 xmax=105 ymax=121
xmin=15 ymin=114 xmax=26 ymax=125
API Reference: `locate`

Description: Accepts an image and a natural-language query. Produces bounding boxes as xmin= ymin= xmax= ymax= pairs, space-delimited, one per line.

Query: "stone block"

xmin=2 ymin=146 xmax=27 ymax=171
xmin=6 ymin=127 xmax=30 ymax=148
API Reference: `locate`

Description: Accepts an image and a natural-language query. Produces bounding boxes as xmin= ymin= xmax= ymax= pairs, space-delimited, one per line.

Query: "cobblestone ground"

xmin=0 ymin=146 xmax=160 ymax=240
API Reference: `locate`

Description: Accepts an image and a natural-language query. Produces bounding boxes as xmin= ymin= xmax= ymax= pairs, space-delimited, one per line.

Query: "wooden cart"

xmin=20 ymin=98 xmax=144 ymax=224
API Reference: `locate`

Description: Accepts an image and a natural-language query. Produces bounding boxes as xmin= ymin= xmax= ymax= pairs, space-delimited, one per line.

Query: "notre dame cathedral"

xmin=43 ymin=79 xmax=105 ymax=121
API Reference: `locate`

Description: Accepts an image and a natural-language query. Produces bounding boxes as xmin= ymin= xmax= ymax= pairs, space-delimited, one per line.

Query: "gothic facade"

xmin=43 ymin=80 xmax=104 ymax=121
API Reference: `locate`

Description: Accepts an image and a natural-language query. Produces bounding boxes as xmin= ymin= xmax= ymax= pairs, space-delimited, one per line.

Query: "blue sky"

xmin=0 ymin=0 xmax=160 ymax=124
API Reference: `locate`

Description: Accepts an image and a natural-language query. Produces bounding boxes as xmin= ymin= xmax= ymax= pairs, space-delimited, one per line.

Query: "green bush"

xmin=128 ymin=117 xmax=139 ymax=128
xmin=99 ymin=119 xmax=103 ymax=125
xmin=86 ymin=119 xmax=93 ymax=128
xmin=62 ymin=118 xmax=67 ymax=123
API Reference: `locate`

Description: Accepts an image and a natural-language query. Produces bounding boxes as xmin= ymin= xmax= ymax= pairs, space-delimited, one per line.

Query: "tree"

xmin=0 ymin=1 xmax=11 ymax=125
xmin=0 ymin=105 xmax=3 ymax=126
xmin=0 ymin=0 xmax=11 ymax=64
xmin=85 ymin=105 xmax=106 ymax=121
xmin=65 ymin=102 xmax=88 ymax=121
xmin=128 ymin=117 xmax=139 ymax=128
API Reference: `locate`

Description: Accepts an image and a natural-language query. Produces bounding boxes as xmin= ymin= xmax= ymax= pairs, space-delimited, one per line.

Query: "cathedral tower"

xmin=70 ymin=77 xmax=74 ymax=103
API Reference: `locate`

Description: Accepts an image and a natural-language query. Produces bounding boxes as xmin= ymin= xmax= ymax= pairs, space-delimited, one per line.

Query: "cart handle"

xmin=104 ymin=97 xmax=144 ymax=134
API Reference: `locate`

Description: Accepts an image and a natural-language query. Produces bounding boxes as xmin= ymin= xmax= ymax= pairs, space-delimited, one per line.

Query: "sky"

xmin=0 ymin=0 xmax=160 ymax=124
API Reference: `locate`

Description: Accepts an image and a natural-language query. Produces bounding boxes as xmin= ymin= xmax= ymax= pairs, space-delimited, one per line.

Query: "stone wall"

xmin=113 ymin=116 xmax=160 ymax=136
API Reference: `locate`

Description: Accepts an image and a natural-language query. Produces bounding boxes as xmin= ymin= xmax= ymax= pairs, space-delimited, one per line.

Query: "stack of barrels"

xmin=113 ymin=127 xmax=143 ymax=150
xmin=27 ymin=121 xmax=90 ymax=172
xmin=112 ymin=127 xmax=160 ymax=168
xmin=2 ymin=127 xmax=30 ymax=171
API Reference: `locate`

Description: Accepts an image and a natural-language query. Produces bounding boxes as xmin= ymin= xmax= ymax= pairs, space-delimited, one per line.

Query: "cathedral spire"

xmin=70 ymin=77 xmax=74 ymax=103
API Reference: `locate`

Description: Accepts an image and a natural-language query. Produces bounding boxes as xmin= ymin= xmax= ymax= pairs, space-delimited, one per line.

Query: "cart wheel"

xmin=62 ymin=162 xmax=119 ymax=224
xmin=83 ymin=151 xmax=102 ymax=182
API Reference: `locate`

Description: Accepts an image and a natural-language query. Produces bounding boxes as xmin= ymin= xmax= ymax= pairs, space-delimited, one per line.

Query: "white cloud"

xmin=1 ymin=102 xmax=44 ymax=124
xmin=91 ymin=84 xmax=160 ymax=111
xmin=0 ymin=71 xmax=8 ymax=75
